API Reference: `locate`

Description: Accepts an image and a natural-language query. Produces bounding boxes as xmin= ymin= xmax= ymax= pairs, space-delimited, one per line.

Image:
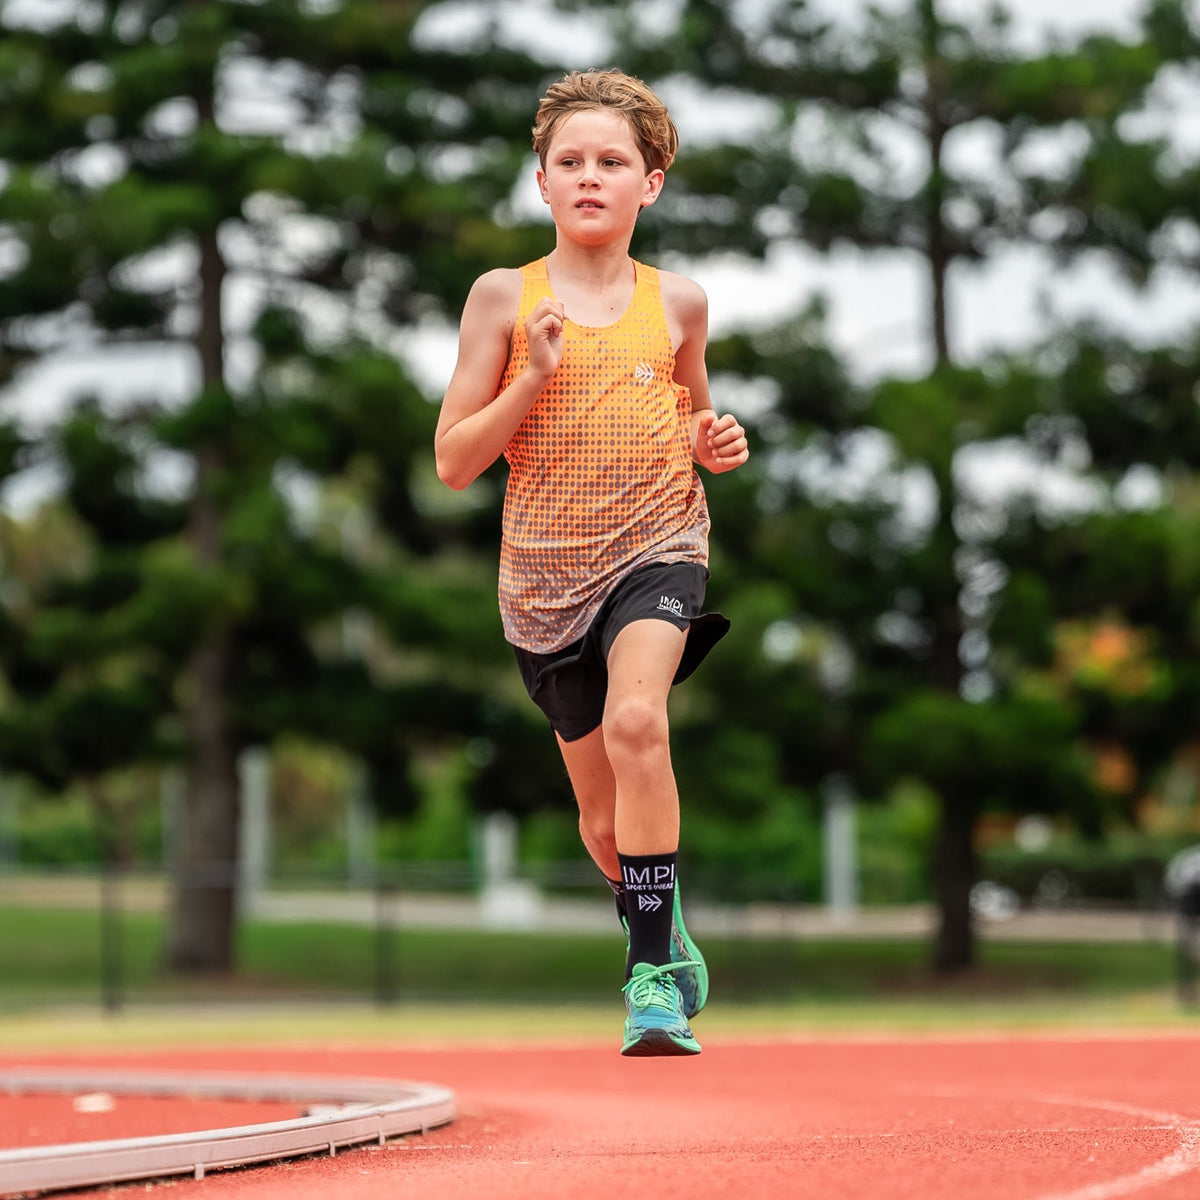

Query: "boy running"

xmin=434 ymin=68 xmax=749 ymax=1056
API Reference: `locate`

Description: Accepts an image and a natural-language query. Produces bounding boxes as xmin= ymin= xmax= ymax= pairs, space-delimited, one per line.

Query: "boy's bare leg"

xmin=555 ymin=618 xmax=685 ymax=875
xmin=602 ymin=619 xmax=687 ymax=976
xmin=560 ymin=618 xmax=706 ymax=1039
xmin=602 ymin=619 xmax=686 ymax=854
xmin=556 ymin=727 xmax=618 ymax=880
xmin=556 ymin=618 xmax=684 ymax=927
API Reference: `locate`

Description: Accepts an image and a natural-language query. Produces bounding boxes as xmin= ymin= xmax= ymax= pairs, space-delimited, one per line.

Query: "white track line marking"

xmin=905 ymin=1086 xmax=1200 ymax=1200
xmin=1025 ymin=1096 xmax=1200 ymax=1200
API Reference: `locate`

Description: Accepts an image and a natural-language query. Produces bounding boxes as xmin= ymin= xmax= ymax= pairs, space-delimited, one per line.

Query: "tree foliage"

xmin=603 ymin=0 xmax=1200 ymax=969
xmin=0 ymin=0 xmax=559 ymax=972
xmin=1 ymin=0 xmax=1197 ymax=984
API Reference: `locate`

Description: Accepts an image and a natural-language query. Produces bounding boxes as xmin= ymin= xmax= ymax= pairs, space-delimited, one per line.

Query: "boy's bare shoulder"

xmin=462 ymin=267 xmax=523 ymax=336
xmin=469 ymin=267 xmax=523 ymax=306
xmin=656 ymin=267 xmax=708 ymax=321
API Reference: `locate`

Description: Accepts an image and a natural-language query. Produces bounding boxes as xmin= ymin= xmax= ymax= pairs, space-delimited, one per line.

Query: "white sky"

xmin=401 ymin=0 xmax=1200 ymax=389
xmin=2 ymin=0 xmax=1198 ymax=512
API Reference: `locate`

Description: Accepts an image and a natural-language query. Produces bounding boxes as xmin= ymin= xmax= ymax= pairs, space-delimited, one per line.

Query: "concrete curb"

xmin=0 ymin=1069 xmax=455 ymax=1197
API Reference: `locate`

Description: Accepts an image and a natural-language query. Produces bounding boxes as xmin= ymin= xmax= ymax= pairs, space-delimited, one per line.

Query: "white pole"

xmin=238 ymin=747 xmax=271 ymax=915
xmin=160 ymin=765 xmax=185 ymax=868
xmin=822 ymin=775 xmax=858 ymax=925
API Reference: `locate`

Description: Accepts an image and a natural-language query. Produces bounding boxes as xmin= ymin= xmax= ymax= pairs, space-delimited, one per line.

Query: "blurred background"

xmin=1 ymin=0 xmax=1199 ymax=1018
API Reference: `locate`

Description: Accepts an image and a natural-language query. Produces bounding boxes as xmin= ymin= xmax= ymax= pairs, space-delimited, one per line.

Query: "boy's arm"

xmin=663 ymin=272 xmax=749 ymax=475
xmin=434 ymin=270 xmax=564 ymax=491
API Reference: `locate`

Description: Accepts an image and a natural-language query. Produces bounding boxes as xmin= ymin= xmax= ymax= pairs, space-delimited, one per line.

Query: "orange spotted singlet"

xmin=497 ymin=258 xmax=710 ymax=653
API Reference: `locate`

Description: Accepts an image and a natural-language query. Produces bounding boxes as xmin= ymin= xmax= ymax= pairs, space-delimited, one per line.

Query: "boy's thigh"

xmin=511 ymin=562 xmax=710 ymax=742
xmin=604 ymin=618 xmax=688 ymax=703
xmin=597 ymin=561 xmax=708 ymax=661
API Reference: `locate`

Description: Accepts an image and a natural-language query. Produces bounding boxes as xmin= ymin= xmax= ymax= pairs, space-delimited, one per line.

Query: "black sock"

xmin=604 ymin=875 xmax=628 ymax=926
xmin=618 ymin=850 xmax=677 ymax=976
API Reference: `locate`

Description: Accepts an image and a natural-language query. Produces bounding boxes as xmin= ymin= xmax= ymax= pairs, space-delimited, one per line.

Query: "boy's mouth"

xmin=576 ymin=199 xmax=604 ymax=209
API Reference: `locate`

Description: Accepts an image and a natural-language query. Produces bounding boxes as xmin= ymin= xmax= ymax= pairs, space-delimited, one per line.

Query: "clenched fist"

xmin=526 ymin=297 xmax=565 ymax=379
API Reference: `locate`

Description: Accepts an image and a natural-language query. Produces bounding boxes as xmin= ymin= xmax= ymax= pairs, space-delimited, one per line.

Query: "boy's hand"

xmin=526 ymin=298 xmax=565 ymax=379
xmin=696 ymin=412 xmax=749 ymax=473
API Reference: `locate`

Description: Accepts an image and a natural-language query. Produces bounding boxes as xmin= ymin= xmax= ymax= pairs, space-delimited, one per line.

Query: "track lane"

xmin=4 ymin=1033 xmax=1199 ymax=1200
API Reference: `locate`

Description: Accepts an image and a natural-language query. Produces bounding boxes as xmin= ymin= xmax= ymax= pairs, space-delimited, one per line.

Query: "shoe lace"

xmin=622 ymin=961 xmax=695 ymax=1012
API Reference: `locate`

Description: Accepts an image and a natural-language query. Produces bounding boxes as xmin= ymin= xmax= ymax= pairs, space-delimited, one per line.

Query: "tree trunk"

xmin=921 ymin=0 xmax=951 ymax=367
xmin=165 ymin=207 xmax=240 ymax=973
xmin=932 ymin=790 xmax=976 ymax=973
xmin=166 ymin=619 xmax=240 ymax=972
xmin=921 ymin=0 xmax=973 ymax=972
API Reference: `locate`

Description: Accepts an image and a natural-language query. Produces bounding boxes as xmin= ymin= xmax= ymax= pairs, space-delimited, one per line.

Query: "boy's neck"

xmin=546 ymin=244 xmax=634 ymax=288
xmin=545 ymin=246 xmax=638 ymax=326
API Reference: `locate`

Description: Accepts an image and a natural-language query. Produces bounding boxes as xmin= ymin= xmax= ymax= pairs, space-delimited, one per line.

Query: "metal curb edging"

xmin=0 ymin=1069 xmax=456 ymax=1197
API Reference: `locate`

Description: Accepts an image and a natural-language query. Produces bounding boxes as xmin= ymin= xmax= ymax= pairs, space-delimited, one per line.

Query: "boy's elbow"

xmin=435 ymin=451 xmax=474 ymax=492
xmin=436 ymin=462 xmax=467 ymax=491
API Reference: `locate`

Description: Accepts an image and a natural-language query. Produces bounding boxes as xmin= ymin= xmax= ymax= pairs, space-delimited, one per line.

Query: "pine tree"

xmin=603 ymin=0 xmax=1195 ymax=969
xmin=0 ymin=0 xmax=554 ymax=973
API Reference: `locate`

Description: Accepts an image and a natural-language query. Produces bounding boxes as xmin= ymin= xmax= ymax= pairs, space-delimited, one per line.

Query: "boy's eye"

xmin=555 ymin=156 xmax=626 ymax=168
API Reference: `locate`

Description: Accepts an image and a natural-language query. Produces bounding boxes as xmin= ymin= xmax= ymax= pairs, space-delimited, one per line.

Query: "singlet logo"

xmin=657 ymin=595 xmax=685 ymax=618
xmin=634 ymin=362 xmax=655 ymax=385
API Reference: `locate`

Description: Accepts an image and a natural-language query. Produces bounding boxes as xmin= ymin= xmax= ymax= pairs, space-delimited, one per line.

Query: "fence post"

xmin=374 ymin=868 xmax=399 ymax=1007
xmin=96 ymin=811 xmax=124 ymax=1014
xmin=1165 ymin=847 xmax=1200 ymax=1010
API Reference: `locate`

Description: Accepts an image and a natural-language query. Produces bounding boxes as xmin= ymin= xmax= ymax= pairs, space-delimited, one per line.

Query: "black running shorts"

xmin=512 ymin=561 xmax=730 ymax=743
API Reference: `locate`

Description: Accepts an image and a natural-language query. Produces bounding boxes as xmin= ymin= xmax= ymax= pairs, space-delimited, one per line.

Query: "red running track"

xmin=3 ymin=1032 xmax=1200 ymax=1200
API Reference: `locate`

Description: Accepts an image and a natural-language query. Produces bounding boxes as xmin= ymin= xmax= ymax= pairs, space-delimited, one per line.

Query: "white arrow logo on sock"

xmin=637 ymin=894 xmax=663 ymax=912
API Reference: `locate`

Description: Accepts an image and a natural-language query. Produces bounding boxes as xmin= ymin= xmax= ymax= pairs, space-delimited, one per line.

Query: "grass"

xmin=1 ymin=991 xmax=1195 ymax=1054
xmin=0 ymin=904 xmax=1195 ymax=1035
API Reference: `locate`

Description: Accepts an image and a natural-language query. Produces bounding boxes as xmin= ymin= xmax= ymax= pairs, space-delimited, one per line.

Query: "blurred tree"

xmin=2 ymin=0 xmax=1195 ymax=986
xmin=602 ymin=0 xmax=1196 ymax=970
xmin=0 ymin=0 xmax=558 ymax=973
xmin=0 ymin=406 xmax=184 ymax=861
xmin=992 ymin=330 xmax=1200 ymax=838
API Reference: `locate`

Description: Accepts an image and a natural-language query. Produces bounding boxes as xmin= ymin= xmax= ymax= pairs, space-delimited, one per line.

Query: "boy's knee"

xmin=578 ymin=810 xmax=615 ymax=854
xmin=603 ymin=697 xmax=668 ymax=760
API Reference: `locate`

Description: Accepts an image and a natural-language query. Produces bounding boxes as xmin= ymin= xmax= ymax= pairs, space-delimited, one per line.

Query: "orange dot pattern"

xmin=497 ymin=258 xmax=710 ymax=652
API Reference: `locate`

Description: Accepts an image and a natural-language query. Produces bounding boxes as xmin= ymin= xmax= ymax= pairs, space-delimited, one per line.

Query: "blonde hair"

xmin=531 ymin=69 xmax=679 ymax=174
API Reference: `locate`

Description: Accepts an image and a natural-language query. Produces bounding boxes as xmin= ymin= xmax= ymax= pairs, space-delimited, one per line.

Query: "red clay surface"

xmin=3 ymin=1031 xmax=1200 ymax=1200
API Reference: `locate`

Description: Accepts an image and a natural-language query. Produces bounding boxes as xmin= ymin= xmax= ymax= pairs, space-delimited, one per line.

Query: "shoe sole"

xmin=621 ymin=1028 xmax=702 ymax=1057
xmin=672 ymin=886 xmax=709 ymax=1018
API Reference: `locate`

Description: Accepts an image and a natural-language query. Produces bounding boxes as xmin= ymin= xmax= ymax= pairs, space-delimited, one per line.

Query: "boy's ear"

xmin=640 ymin=169 xmax=665 ymax=208
xmin=537 ymin=167 xmax=550 ymax=205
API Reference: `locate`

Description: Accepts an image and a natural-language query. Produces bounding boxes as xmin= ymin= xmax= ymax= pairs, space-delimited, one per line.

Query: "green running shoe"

xmin=670 ymin=883 xmax=709 ymax=1019
xmin=619 ymin=883 xmax=709 ymax=1020
xmin=621 ymin=961 xmax=702 ymax=1057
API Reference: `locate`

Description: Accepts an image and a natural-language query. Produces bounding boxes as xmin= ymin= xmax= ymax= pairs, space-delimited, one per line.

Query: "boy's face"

xmin=537 ymin=109 xmax=664 ymax=244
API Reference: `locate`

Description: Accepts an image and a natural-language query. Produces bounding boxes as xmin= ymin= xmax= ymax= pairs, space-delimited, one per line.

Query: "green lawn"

xmin=0 ymin=904 xmax=1192 ymax=1025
